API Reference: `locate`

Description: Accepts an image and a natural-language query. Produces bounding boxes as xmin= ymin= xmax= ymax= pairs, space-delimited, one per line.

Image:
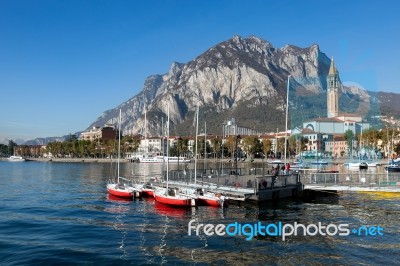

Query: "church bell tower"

xmin=327 ymin=58 xmax=340 ymax=118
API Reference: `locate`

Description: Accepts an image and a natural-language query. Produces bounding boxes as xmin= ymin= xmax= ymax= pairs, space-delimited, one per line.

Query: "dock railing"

xmin=165 ymin=170 xmax=300 ymax=194
xmin=301 ymin=172 xmax=400 ymax=188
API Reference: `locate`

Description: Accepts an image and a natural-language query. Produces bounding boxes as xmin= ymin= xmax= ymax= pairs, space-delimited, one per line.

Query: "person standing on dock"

xmin=285 ymin=163 xmax=291 ymax=174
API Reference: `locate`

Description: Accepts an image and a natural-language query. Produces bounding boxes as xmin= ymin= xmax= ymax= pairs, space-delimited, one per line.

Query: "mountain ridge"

xmin=23 ymin=35 xmax=400 ymax=145
xmin=88 ymin=35 xmax=333 ymax=137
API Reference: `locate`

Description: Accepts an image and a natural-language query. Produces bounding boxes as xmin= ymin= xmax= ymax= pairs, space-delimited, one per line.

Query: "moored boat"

xmin=153 ymin=105 xmax=195 ymax=207
xmin=359 ymin=162 xmax=368 ymax=170
xmin=138 ymin=155 xmax=164 ymax=163
xmin=384 ymin=164 xmax=400 ymax=172
xmin=7 ymin=155 xmax=25 ymax=162
xmin=154 ymin=187 xmax=195 ymax=207
xmin=138 ymin=155 xmax=191 ymax=163
xmin=164 ymin=156 xmax=191 ymax=163
xmin=106 ymin=110 xmax=139 ymax=199
xmin=107 ymin=182 xmax=136 ymax=198
xmin=107 ymin=179 xmax=136 ymax=198
xmin=196 ymin=189 xmax=225 ymax=207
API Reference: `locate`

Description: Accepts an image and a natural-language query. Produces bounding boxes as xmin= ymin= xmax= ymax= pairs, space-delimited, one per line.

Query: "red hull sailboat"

xmin=153 ymin=105 xmax=195 ymax=207
xmin=142 ymin=187 xmax=155 ymax=197
xmin=196 ymin=189 xmax=225 ymax=207
xmin=197 ymin=196 xmax=224 ymax=207
xmin=154 ymin=188 xmax=195 ymax=207
xmin=106 ymin=109 xmax=138 ymax=199
xmin=107 ymin=181 xmax=135 ymax=198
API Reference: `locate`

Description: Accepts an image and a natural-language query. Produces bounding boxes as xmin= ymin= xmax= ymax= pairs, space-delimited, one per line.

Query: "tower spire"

xmin=327 ymin=57 xmax=339 ymax=118
xmin=328 ymin=57 xmax=337 ymax=75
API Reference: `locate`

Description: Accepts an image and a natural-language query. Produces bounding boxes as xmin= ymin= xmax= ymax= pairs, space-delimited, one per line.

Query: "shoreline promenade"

xmin=0 ymin=157 xmax=390 ymax=166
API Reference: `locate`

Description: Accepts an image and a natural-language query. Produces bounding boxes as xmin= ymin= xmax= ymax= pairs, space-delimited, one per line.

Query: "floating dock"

xmin=158 ymin=171 xmax=400 ymax=203
xmin=158 ymin=172 xmax=302 ymax=203
xmin=302 ymin=172 xmax=400 ymax=193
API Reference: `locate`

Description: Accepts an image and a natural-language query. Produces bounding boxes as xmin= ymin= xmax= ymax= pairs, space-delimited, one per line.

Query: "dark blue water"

xmin=0 ymin=161 xmax=399 ymax=265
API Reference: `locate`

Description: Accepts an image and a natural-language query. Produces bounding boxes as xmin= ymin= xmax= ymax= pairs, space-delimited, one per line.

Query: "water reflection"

xmin=104 ymin=194 xmax=131 ymax=260
xmin=2 ymin=161 xmax=398 ymax=265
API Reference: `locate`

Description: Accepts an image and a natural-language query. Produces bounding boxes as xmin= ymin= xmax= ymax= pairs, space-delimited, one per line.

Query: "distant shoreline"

xmin=0 ymin=157 xmax=390 ymax=165
xmin=0 ymin=157 xmax=126 ymax=163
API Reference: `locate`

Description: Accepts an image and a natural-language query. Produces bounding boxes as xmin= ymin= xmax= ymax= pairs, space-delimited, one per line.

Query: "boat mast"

xmin=161 ymin=116 xmax=164 ymax=174
xmin=144 ymin=106 xmax=147 ymax=183
xmin=284 ymin=75 xmax=290 ymax=166
xmin=117 ymin=109 xmax=121 ymax=182
xmin=194 ymin=105 xmax=199 ymax=185
xmin=145 ymin=107 xmax=147 ymax=152
xmin=204 ymin=121 xmax=207 ymax=177
xmin=166 ymin=105 xmax=170 ymax=192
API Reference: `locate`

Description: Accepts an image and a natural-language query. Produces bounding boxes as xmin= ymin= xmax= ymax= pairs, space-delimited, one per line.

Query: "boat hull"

xmin=154 ymin=194 xmax=194 ymax=207
xmin=141 ymin=188 xmax=154 ymax=197
xmin=107 ymin=184 xmax=133 ymax=198
xmin=197 ymin=196 xmax=224 ymax=207
xmin=385 ymin=166 xmax=400 ymax=172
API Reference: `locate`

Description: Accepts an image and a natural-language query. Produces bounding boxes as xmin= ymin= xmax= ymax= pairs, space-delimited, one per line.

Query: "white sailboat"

xmin=154 ymin=105 xmax=195 ymax=207
xmin=135 ymin=107 xmax=158 ymax=197
xmin=194 ymin=106 xmax=225 ymax=207
xmin=107 ymin=110 xmax=140 ymax=198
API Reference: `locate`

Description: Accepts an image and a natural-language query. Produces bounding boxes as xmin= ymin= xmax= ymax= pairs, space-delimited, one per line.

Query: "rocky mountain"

xmin=88 ymin=35 xmax=396 ymax=137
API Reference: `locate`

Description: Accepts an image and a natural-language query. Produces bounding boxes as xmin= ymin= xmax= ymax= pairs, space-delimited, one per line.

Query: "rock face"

xmin=88 ymin=35 xmax=375 ymax=136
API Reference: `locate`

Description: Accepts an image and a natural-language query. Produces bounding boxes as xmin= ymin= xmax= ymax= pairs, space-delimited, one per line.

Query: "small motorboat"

xmin=359 ymin=162 xmax=368 ymax=170
xmin=384 ymin=164 xmax=400 ymax=172
xmin=7 ymin=155 xmax=25 ymax=162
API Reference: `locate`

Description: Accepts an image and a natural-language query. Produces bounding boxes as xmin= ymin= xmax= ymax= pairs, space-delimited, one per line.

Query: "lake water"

xmin=0 ymin=161 xmax=399 ymax=265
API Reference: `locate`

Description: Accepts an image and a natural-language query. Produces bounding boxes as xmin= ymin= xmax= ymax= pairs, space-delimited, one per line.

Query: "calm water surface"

xmin=0 ymin=161 xmax=399 ymax=265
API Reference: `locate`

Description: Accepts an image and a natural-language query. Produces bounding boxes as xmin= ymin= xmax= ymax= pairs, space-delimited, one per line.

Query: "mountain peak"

xmin=227 ymin=35 xmax=273 ymax=52
xmin=89 ymin=35 xmax=336 ymax=137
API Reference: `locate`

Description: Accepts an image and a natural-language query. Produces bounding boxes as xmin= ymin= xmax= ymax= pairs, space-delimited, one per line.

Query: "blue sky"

xmin=1 ymin=0 xmax=399 ymax=143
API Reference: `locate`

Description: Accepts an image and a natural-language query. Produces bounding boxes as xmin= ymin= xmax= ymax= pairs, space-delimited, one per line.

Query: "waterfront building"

xmin=136 ymin=136 xmax=164 ymax=154
xmin=13 ymin=145 xmax=47 ymax=157
xmin=79 ymin=125 xmax=118 ymax=141
xmin=325 ymin=135 xmax=352 ymax=157
xmin=223 ymin=118 xmax=261 ymax=137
